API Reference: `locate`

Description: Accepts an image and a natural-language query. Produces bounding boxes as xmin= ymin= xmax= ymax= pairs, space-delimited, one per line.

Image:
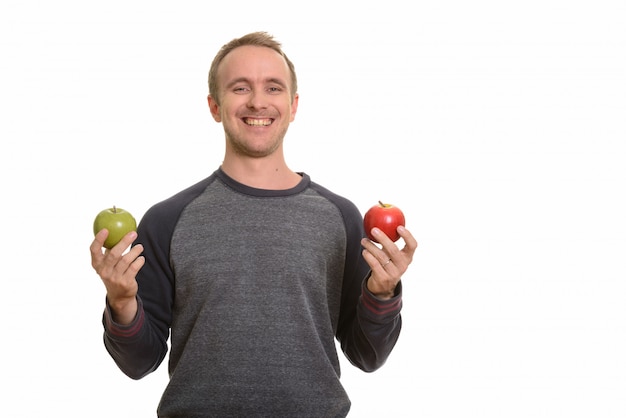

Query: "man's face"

xmin=208 ymin=45 xmax=299 ymax=159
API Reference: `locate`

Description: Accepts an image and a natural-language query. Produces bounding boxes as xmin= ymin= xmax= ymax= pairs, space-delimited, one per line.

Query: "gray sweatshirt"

xmin=103 ymin=168 xmax=403 ymax=417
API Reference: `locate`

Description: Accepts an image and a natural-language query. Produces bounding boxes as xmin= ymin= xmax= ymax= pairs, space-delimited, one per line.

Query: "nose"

xmin=246 ymin=89 xmax=267 ymax=110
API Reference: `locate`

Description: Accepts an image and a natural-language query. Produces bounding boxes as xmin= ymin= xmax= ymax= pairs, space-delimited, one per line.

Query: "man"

xmin=90 ymin=31 xmax=417 ymax=417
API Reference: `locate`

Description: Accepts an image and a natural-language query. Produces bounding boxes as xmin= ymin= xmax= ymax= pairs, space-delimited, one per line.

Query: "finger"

xmin=369 ymin=227 xmax=393 ymax=245
xmin=91 ymin=229 xmax=109 ymax=251
xmin=127 ymin=254 xmax=146 ymax=277
xmin=397 ymin=226 xmax=418 ymax=255
xmin=93 ymin=231 xmax=139 ymax=278
xmin=362 ymin=248 xmax=390 ymax=273
xmin=113 ymin=244 xmax=144 ymax=276
xmin=107 ymin=231 xmax=138 ymax=258
xmin=90 ymin=229 xmax=109 ymax=268
xmin=371 ymin=227 xmax=405 ymax=262
xmin=361 ymin=235 xmax=391 ymax=265
xmin=363 ymin=248 xmax=399 ymax=299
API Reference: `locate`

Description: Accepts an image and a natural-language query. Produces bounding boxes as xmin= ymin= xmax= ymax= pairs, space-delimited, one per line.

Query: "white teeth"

xmin=244 ymin=118 xmax=272 ymax=126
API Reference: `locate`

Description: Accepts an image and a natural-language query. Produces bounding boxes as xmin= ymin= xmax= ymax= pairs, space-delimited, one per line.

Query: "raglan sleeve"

xmin=102 ymin=202 xmax=176 ymax=380
xmin=335 ymin=201 xmax=403 ymax=372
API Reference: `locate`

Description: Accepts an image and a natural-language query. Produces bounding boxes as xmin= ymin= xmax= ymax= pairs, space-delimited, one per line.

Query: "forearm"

xmin=340 ymin=280 xmax=403 ymax=372
xmin=103 ymin=297 xmax=168 ymax=379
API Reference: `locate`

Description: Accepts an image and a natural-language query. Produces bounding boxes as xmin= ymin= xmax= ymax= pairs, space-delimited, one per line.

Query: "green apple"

xmin=93 ymin=206 xmax=137 ymax=249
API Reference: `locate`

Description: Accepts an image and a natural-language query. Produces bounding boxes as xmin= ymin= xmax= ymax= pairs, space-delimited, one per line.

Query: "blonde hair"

xmin=208 ymin=31 xmax=298 ymax=104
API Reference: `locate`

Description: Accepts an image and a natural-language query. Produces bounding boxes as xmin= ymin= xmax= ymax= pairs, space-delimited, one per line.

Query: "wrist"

xmin=366 ymin=278 xmax=396 ymax=300
xmin=107 ymin=296 xmax=138 ymax=325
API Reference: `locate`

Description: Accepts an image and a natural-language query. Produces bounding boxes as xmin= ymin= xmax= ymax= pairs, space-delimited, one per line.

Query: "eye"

xmin=267 ymin=86 xmax=282 ymax=94
xmin=233 ymin=86 xmax=249 ymax=94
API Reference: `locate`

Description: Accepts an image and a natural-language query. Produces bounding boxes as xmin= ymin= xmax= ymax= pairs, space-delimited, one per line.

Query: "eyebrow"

xmin=225 ymin=77 xmax=288 ymax=89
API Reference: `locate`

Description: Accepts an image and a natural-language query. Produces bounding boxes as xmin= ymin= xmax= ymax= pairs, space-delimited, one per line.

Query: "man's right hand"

xmin=90 ymin=229 xmax=145 ymax=325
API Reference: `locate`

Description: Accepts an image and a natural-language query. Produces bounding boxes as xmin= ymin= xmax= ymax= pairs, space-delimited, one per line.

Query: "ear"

xmin=207 ymin=95 xmax=221 ymax=122
xmin=289 ymin=93 xmax=299 ymax=122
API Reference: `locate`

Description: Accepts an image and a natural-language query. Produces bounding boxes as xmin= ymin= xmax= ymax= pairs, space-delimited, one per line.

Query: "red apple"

xmin=93 ymin=206 xmax=137 ymax=249
xmin=363 ymin=201 xmax=405 ymax=243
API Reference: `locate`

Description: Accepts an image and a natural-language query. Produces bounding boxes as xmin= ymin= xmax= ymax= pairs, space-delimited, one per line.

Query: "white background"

xmin=1 ymin=1 xmax=625 ymax=417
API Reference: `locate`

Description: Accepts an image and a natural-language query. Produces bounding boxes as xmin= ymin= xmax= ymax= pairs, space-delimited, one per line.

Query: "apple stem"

xmin=113 ymin=205 xmax=117 ymax=213
xmin=378 ymin=200 xmax=387 ymax=208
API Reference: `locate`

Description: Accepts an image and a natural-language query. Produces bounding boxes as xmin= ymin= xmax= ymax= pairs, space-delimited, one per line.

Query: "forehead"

xmin=217 ymin=45 xmax=291 ymax=85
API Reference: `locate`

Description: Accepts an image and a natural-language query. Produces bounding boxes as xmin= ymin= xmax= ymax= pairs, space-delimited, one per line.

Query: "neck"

xmin=220 ymin=155 xmax=301 ymax=190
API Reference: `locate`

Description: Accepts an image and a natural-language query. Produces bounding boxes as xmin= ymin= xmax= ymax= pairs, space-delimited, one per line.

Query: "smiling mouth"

xmin=243 ymin=117 xmax=273 ymax=126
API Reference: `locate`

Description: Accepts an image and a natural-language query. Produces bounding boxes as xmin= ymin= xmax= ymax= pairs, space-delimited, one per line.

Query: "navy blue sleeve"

xmin=312 ymin=184 xmax=403 ymax=372
xmin=102 ymin=175 xmax=215 ymax=379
